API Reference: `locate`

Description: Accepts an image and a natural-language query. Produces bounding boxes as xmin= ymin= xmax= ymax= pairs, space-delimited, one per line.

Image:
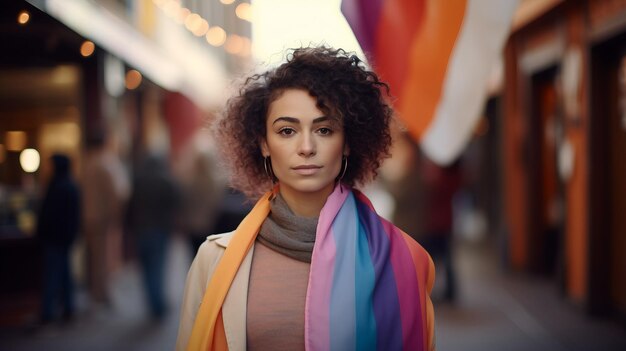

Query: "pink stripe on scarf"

xmin=304 ymin=185 xmax=349 ymax=350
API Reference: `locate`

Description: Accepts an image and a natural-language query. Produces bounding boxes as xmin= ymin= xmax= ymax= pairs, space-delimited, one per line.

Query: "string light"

xmin=152 ymin=0 xmax=251 ymax=57
xmin=184 ymin=13 xmax=201 ymax=31
xmin=125 ymin=70 xmax=142 ymax=90
xmin=176 ymin=7 xmax=191 ymax=24
xmin=235 ymin=3 xmax=252 ymax=22
xmin=80 ymin=40 xmax=95 ymax=57
xmin=20 ymin=149 xmax=40 ymax=173
xmin=225 ymin=34 xmax=244 ymax=55
xmin=18 ymin=11 xmax=30 ymax=25
xmin=163 ymin=0 xmax=181 ymax=19
xmin=206 ymin=26 xmax=227 ymax=47
xmin=193 ymin=19 xmax=209 ymax=36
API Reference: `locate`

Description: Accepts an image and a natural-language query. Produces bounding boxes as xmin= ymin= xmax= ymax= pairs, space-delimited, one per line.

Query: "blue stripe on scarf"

xmin=355 ymin=204 xmax=378 ymax=351
xmin=356 ymin=198 xmax=403 ymax=351
xmin=329 ymin=193 xmax=357 ymax=351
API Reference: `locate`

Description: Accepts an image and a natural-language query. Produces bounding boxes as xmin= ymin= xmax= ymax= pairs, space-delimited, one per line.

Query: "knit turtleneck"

xmin=257 ymin=194 xmax=318 ymax=263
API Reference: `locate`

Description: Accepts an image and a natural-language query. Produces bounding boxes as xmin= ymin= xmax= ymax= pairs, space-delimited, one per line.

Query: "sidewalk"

xmin=0 ymin=235 xmax=191 ymax=351
xmin=435 ymin=240 xmax=626 ymax=351
xmin=1 ymin=235 xmax=624 ymax=351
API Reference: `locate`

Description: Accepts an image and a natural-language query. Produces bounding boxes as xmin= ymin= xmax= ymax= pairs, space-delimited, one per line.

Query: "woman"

xmin=176 ymin=47 xmax=435 ymax=351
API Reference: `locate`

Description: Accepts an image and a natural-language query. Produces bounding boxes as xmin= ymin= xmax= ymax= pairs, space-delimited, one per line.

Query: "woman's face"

xmin=262 ymin=89 xmax=348 ymax=203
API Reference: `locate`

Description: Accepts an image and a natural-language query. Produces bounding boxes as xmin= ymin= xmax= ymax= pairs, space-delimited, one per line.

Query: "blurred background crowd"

xmin=0 ymin=0 xmax=625 ymax=350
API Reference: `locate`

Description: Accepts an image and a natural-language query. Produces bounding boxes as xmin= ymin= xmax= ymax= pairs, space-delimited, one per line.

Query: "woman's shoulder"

xmin=194 ymin=231 xmax=235 ymax=262
xmin=186 ymin=231 xmax=236 ymax=288
xmin=205 ymin=231 xmax=235 ymax=245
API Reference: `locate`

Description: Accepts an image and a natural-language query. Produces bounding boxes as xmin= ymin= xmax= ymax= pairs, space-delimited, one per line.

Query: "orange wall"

xmin=503 ymin=0 xmax=591 ymax=302
xmin=564 ymin=128 xmax=588 ymax=302
xmin=563 ymin=5 xmax=588 ymax=303
xmin=504 ymin=0 xmax=626 ymax=308
xmin=503 ymin=39 xmax=529 ymax=271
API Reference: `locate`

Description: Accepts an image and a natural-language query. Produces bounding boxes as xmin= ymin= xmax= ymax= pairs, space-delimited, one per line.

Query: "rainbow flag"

xmin=306 ymin=185 xmax=433 ymax=351
xmin=342 ymin=0 xmax=518 ymax=165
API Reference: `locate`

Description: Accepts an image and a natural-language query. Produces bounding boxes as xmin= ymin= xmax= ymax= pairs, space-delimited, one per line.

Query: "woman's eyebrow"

xmin=272 ymin=116 xmax=329 ymax=125
xmin=312 ymin=116 xmax=330 ymax=124
xmin=272 ymin=116 xmax=298 ymax=125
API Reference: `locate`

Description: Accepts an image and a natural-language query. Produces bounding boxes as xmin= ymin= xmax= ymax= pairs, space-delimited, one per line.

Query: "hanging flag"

xmin=342 ymin=0 xmax=518 ymax=165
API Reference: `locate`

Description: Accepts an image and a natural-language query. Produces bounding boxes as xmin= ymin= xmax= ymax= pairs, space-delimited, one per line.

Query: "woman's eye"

xmin=278 ymin=128 xmax=295 ymax=136
xmin=318 ymin=127 xmax=333 ymax=135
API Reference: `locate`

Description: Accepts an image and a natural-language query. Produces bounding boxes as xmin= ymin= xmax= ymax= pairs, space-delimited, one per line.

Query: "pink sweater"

xmin=246 ymin=241 xmax=310 ymax=350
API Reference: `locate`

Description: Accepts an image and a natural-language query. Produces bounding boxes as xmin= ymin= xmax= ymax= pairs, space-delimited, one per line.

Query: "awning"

xmin=27 ymin=0 xmax=228 ymax=110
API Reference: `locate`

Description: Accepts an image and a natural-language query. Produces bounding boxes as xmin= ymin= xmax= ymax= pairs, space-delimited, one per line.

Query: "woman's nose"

xmin=298 ymin=133 xmax=316 ymax=157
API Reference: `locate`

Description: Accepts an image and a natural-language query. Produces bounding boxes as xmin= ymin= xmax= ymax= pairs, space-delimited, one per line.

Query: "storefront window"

xmin=0 ymin=66 xmax=81 ymax=239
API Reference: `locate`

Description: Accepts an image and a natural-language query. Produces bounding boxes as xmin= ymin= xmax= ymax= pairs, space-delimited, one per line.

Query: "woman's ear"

xmin=343 ymin=143 xmax=350 ymax=157
xmin=261 ymin=138 xmax=270 ymax=157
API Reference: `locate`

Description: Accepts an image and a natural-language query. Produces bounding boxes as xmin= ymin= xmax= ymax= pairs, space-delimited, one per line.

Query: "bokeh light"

xmin=206 ymin=26 xmax=227 ymax=47
xmin=224 ymin=34 xmax=244 ymax=55
xmin=6 ymin=131 xmax=27 ymax=152
xmin=19 ymin=148 xmax=40 ymax=173
xmin=125 ymin=69 xmax=142 ymax=90
xmin=80 ymin=40 xmax=95 ymax=57
xmin=17 ymin=11 xmax=30 ymax=25
xmin=235 ymin=3 xmax=252 ymax=22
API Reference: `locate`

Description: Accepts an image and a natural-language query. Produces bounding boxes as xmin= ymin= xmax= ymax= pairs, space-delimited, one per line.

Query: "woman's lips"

xmin=292 ymin=165 xmax=322 ymax=175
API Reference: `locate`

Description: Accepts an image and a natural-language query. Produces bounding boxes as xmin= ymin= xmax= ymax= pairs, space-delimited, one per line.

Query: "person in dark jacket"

xmin=128 ymin=153 xmax=180 ymax=319
xmin=37 ymin=154 xmax=81 ymax=323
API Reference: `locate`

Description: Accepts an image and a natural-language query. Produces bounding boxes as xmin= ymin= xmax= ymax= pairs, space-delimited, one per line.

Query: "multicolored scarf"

xmin=186 ymin=184 xmax=435 ymax=351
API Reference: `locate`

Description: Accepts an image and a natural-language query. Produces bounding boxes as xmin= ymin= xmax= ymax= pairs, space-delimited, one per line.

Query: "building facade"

xmin=0 ymin=0 xmax=252 ymax=325
xmin=503 ymin=0 xmax=626 ymax=320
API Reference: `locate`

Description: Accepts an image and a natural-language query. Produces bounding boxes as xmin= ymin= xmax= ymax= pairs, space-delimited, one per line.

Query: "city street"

xmin=1 ymin=234 xmax=624 ymax=351
xmin=2 ymin=1 xmax=626 ymax=350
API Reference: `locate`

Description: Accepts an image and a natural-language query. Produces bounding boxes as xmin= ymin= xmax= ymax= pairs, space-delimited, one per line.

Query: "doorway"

xmin=528 ymin=65 xmax=565 ymax=278
xmin=589 ymin=31 xmax=626 ymax=320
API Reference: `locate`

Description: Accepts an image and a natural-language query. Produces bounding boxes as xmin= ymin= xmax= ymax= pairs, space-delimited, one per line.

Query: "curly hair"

xmin=214 ymin=46 xmax=393 ymax=199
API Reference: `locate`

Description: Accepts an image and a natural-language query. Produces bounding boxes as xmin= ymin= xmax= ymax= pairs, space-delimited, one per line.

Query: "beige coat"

xmin=176 ymin=232 xmax=436 ymax=351
xmin=176 ymin=232 xmax=252 ymax=351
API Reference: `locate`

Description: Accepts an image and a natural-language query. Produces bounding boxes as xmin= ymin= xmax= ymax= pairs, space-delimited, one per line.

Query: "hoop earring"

xmin=264 ymin=156 xmax=277 ymax=184
xmin=338 ymin=156 xmax=348 ymax=181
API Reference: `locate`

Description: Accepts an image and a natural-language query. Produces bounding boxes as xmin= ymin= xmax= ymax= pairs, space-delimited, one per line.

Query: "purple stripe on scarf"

xmin=379 ymin=218 xmax=424 ymax=351
xmin=355 ymin=192 xmax=425 ymax=351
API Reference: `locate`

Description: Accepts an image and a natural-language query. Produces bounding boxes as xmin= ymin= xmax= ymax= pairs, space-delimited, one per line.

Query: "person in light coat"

xmin=177 ymin=46 xmax=436 ymax=351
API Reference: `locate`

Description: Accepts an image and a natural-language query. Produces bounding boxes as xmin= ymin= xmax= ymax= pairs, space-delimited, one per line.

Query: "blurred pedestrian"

xmin=179 ymin=150 xmax=221 ymax=257
xmin=387 ymin=132 xmax=461 ymax=303
xmin=209 ymin=187 xmax=252 ymax=236
xmin=128 ymin=153 xmax=180 ymax=320
xmin=386 ymin=133 xmax=426 ymax=240
xmin=421 ymin=155 xmax=462 ymax=302
xmin=82 ymin=134 xmax=129 ymax=308
xmin=177 ymin=47 xmax=435 ymax=351
xmin=37 ymin=154 xmax=80 ymax=324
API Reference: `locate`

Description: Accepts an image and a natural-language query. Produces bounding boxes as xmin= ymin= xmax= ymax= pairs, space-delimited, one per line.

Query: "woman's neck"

xmin=278 ymin=183 xmax=335 ymax=218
